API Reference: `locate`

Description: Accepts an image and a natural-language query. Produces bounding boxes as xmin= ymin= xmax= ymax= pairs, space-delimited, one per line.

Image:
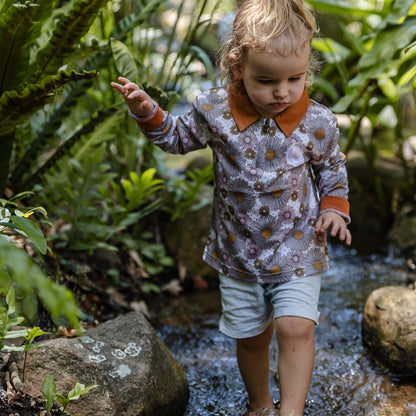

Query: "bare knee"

xmin=237 ymin=323 xmax=274 ymax=352
xmin=275 ymin=316 xmax=314 ymax=343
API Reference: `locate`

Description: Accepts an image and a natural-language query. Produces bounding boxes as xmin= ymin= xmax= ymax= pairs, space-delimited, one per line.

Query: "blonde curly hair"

xmin=220 ymin=0 xmax=318 ymax=85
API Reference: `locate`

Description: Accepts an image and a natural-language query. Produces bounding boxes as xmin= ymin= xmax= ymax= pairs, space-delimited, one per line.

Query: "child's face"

xmin=232 ymin=44 xmax=310 ymax=118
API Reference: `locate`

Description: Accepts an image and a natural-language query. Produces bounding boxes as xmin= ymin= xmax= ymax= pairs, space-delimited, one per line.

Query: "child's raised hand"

xmin=315 ymin=212 xmax=352 ymax=246
xmin=111 ymin=77 xmax=155 ymax=118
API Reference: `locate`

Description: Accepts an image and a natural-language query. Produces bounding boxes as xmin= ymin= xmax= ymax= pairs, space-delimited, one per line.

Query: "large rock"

xmin=11 ymin=312 xmax=189 ymax=416
xmin=362 ymin=286 xmax=416 ymax=375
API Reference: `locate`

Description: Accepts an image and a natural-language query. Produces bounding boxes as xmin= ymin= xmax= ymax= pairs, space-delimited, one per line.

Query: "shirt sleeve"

xmin=310 ymin=112 xmax=351 ymax=224
xmin=133 ymin=101 xmax=211 ymax=155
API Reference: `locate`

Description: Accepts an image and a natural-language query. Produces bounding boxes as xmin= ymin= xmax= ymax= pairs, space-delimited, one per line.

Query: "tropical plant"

xmin=2 ymin=0 xmax=220 ymax=195
xmin=0 ymin=196 xmax=80 ymax=326
xmin=1 ymin=0 xmax=222 ymax=259
xmin=42 ymin=373 xmax=97 ymax=416
xmin=0 ymin=0 xmax=109 ymax=194
xmin=0 ymin=287 xmax=25 ymax=352
xmin=1 ymin=191 xmax=48 ymax=255
xmin=309 ymin=0 xmax=416 ymax=156
xmin=308 ymin=0 xmax=416 ymax=222
xmin=39 ymin=149 xmax=165 ymax=251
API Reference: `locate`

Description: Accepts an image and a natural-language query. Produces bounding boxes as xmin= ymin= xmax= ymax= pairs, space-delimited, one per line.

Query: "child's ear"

xmin=229 ymin=53 xmax=243 ymax=79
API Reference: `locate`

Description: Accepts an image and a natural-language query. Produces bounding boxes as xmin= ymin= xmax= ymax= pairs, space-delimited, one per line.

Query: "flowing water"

xmin=149 ymin=244 xmax=416 ymax=416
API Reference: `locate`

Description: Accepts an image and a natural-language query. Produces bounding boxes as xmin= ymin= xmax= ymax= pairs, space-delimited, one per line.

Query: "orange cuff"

xmin=320 ymin=195 xmax=350 ymax=217
xmin=136 ymin=107 xmax=165 ymax=131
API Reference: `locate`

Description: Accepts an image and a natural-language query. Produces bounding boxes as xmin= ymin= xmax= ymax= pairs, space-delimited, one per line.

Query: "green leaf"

xmin=189 ymin=45 xmax=215 ymax=78
xmin=110 ymin=38 xmax=141 ymax=84
xmin=10 ymin=215 xmax=47 ymax=255
xmin=42 ymin=374 xmax=57 ymax=414
xmin=358 ymin=19 xmax=416 ymax=73
xmin=378 ymin=76 xmax=398 ymax=99
xmin=5 ymin=286 xmax=16 ymax=314
xmin=10 ymin=78 xmax=95 ymax=189
xmin=121 ymin=179 xmax=134 ymax=201
xmin=398 ymin=64 xmax=416 ymax=86
xmin=56 ymin=393 xmax=70 ymax=408
xmin=21 ymin=109 xmax=117 ymax=192
xmin=2 ymin=344 xmax=25 ymax=352
xmin=307 ymin=0 xmax=376 ymax=16
xmin=4 ymin=328 xmax=28 ymax=339
xmin=0 ymin=2 xmax=36 ymax=93
xmin=312 ymin=77 xmax=339 ymax=101
xmin=0 ymin=235 xmax=80 ymax=327
xmin=331 ymin=90 xmax=359 ymax=113
xmin=312 ymin=38 xmax=350 ymax=64
xmin=0 ymin=69 xmax=97 ymax=136
xmin=25 ymin=326 xmax=47 ymax=343
xmin=72 ymin=110 xmax=122 ymax=162
xmin=29 ymin=0 xmax=108 ymax=81
xmin=67 ymin=382 xmax=97 ymax=401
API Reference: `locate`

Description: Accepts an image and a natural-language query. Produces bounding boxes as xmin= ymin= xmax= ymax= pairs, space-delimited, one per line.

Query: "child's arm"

xmin=315 ymin=212 xmax=352 ymax=245
xmin=111 ymin=77 xmax=155 ymax=118
xmin=111 ymin=76 xmax=210 ymax=155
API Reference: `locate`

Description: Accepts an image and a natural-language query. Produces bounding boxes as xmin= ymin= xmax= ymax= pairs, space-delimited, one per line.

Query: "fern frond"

xmin=29 ymin=0 xmax=108 ymax=81
xmin=0 ymin=69 xmax=97 ymax=136
xmin=10 ymin=78 xmax=95 ymax=189
xmin=0 ymin=2 xmax=36 ymax=94
xmin=20 ymin=108 xmax=119 ymax=191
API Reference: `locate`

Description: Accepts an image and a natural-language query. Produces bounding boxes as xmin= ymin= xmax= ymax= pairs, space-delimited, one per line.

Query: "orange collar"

xmin=228 ymin=83 xmax=310 ymax=137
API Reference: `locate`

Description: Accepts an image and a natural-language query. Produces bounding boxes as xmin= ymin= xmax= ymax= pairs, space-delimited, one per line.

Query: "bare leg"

xmin=236 ymin=322 xmax=274 ymax=411
xmin=275 ymin=316 xmax=315 ymax=416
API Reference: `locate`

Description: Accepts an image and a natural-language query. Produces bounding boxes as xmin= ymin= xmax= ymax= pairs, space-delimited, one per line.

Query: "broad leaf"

xmin=111 ymin=38 xmax=141 ymax=83
xmin=42 ymin=374 xmax=57 ymax=414
xmin=0 ymin=235 xmax=80 ymax=326
xmin=358 ymin=18 xmax=416 ymax=73
xmin=306 ymin=0 xmax=376 ymax=16
xmin=10 ymin=216 xmax=47 ymax=254
xmin=67 ymin=382 xmax=97 ymax=401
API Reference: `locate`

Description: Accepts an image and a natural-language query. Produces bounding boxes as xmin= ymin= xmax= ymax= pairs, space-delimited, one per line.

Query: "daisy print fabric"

xmin=142 ymin=88 xmax=349 ymax=283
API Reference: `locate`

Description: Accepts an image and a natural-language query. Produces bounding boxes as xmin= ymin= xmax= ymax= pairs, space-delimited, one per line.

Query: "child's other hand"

xmin=111 ymin=77 xmax=154 ymax=118
xmin=315 ymin=212 xmax=352 ymax=245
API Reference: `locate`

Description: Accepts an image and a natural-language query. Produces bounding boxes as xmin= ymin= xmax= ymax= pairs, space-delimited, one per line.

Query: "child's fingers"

xmin=118 ymin=76 xmax=131 ymax=84
xmin=111 ymin=81 xmax=144 ymax=101
xmin=333 ymin=223 xmax=352 ymax=246
xmin=345 ymin=229 xmax=352 ymax=245
xmin=124 ymin=90 xmax=150 ymax=105
xmin=329 ymin=222 xmax=340 ymax=237
xmin=315 ymin=212 xmax=352 ymax=245
xmin=337 ymin=226 xmax=352 ymax=245
xmin=110 ymin=81 xmax=136 ymax=96
xmin=110 ymin=81 xmax=123 ymax=91
xmin=315 ymin=216 xmax=330 ymax=233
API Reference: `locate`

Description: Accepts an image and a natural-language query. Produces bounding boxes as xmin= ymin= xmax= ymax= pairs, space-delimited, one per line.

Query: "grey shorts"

xmin=218 ymin=273 xmax=321 ymax=339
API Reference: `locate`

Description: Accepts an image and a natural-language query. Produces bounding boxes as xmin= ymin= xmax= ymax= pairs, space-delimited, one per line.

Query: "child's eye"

xmin=289 ymin=77 xmax=301 ymax=82
xmin=257 ymin=79 xmax=274 ymax=84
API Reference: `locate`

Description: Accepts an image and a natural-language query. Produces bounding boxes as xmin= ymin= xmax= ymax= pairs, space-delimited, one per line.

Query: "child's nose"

xmin=273 ymin=83 xmax=288 ymax=98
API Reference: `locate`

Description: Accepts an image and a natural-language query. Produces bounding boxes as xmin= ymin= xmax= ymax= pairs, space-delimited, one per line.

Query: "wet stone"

xmin=362 ymin=286 xmax=416 ymax=376
xmin=10 ymin=312 xmax=189 ymax=416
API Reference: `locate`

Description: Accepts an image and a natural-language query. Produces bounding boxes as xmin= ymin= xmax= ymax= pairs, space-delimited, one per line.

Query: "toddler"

xmin=112 ymin=0 xmax=351 ymax=414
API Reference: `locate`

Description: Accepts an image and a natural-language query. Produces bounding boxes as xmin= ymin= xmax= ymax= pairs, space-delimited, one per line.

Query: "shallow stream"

xmin=149 ymin=245 xmax=416 ymax=416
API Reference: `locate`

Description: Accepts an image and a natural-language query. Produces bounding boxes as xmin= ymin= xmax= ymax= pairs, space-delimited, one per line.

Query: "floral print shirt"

xmin=136 ymin=86 xmax=350 ymax=283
